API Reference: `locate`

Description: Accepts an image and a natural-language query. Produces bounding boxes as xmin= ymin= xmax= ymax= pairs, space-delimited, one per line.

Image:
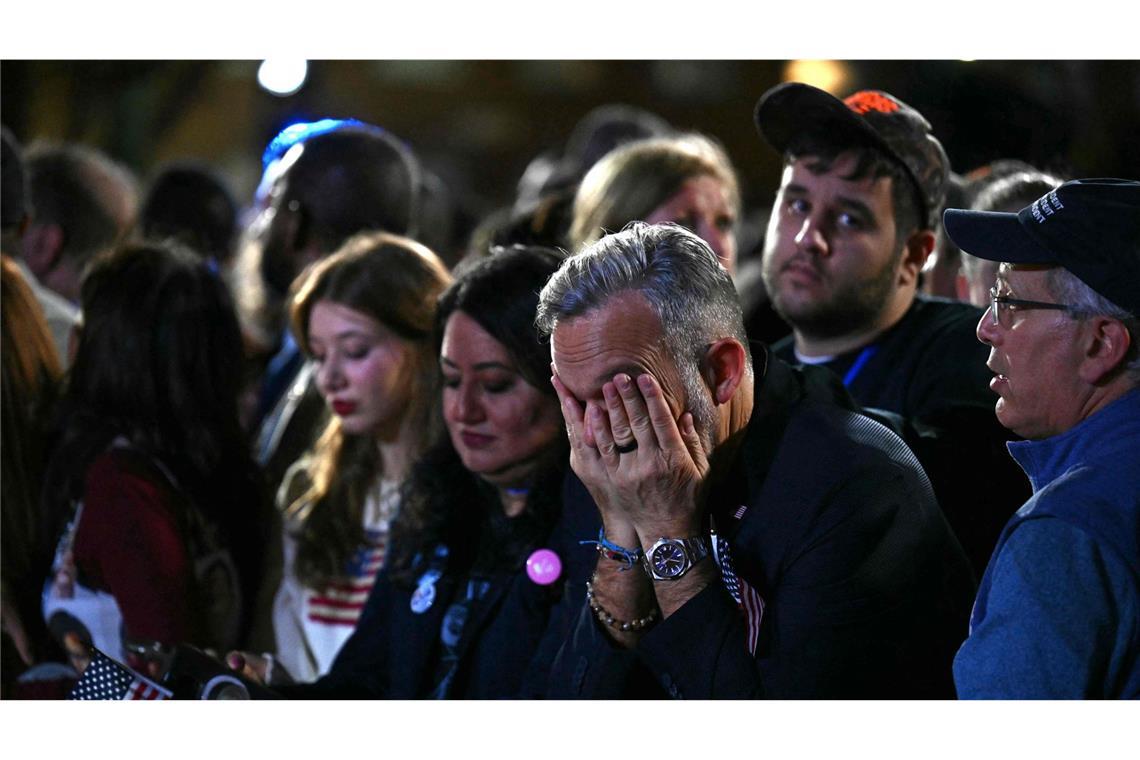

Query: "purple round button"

xmin=525 ymin=548 xmax=562 ymax=585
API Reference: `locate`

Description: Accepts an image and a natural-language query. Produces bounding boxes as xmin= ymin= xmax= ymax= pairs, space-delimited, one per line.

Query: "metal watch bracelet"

xmin=641 ymin=534 xmax=710 ymax=581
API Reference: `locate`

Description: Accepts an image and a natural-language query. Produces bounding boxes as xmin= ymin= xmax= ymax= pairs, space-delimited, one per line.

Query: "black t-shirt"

xmin=772 ymin=295 xmax=992 ymax=422
xmin=772 ymin=296 xmax=1028 ymax=578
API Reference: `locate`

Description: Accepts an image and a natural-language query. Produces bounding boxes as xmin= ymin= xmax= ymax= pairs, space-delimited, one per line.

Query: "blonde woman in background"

xmin=569 ymin=133 xmax=741 ymax=273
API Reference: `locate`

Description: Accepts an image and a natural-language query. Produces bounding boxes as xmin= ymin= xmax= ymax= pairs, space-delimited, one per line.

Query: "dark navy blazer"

xmin=275 ymin=491 xmax=598 ymax=699
xmin=544 ymin=352 xmax=976 ymax=699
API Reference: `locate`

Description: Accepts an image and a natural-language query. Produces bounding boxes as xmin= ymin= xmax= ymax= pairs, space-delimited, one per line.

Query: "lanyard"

xmin=842 ymin=345 xmax=879 ymax=387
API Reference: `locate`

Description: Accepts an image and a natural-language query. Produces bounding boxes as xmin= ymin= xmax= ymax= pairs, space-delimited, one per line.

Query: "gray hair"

xmin=961 ymin=171 xmax=1064 ymax=284
xmin=1047 ymin=267 xmax=1140 ymax=384
xmin=537 ymin=222 xmax=751 ymax=434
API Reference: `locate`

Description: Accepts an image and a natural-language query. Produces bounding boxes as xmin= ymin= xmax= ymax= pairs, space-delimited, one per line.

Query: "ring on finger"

xmin=614 ymin=440 xmax=638 ymax=454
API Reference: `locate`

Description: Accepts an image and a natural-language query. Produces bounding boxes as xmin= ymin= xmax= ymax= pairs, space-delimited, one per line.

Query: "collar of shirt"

xmin=1006 ymin=387 xmax=1140 ymax=492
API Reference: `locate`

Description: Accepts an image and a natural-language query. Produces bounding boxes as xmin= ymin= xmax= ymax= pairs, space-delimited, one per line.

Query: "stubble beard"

xmin=680 ymin=359 xmax=719 ymax=455
xmin=763 ymin=249 xmax=903 ymax=346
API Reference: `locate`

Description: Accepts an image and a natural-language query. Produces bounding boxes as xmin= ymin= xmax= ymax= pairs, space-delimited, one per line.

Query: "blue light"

xmin=261 ymin=118 xmax=365 ymax=169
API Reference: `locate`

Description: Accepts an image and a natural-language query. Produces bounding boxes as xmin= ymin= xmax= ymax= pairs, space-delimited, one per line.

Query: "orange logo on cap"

xmin=845 ymin=91 xmax=899 ymax=115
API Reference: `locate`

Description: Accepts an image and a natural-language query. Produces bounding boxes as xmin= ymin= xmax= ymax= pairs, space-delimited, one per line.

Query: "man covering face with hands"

xmin=536 ymin=222 xmax=974 ymax=698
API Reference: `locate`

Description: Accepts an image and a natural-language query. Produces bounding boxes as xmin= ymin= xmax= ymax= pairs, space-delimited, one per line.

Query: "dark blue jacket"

xmin=275 ymin=493 xmax=597 ymax=699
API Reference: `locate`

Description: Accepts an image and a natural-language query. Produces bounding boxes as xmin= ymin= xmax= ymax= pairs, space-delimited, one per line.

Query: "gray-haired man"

xmin=945 ymin=178 xmax=1140 ymax=699
xmin=538 ymin=221 xmax=973 ymax=698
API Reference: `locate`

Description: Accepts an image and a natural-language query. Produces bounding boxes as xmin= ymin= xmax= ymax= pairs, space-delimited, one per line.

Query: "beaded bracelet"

xmin=585 ymin=573 xmax=659 ymax=632
xmin=579 ymin=529 xmax=642 ymax=571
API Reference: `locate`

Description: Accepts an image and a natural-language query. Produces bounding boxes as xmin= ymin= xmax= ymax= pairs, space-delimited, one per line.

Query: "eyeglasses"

xmin=988 ymin=286 xmax=1079 ymax=327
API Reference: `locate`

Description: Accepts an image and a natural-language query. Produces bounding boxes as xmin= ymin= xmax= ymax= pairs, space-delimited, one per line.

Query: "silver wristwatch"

xmin=641 ymin=535 xmax=710 ymax=581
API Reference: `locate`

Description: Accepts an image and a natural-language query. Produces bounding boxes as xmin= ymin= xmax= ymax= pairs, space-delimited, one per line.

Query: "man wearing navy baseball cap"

xmin=944 ymin=178 xmax=1140 ymax=699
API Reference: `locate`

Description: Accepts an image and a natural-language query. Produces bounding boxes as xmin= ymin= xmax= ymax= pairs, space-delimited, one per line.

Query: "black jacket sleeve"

xmin=546 ymin=443 xmax=970 ymax=698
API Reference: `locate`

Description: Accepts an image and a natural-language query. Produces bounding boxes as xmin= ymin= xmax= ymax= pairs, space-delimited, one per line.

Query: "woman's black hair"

xmin=387 ymin=245 xmax=568 ymax=584
xmin=439 ymin=245 xmax=566 ymax=394
xmin=41 ymin=242 xmax=265 ymax=607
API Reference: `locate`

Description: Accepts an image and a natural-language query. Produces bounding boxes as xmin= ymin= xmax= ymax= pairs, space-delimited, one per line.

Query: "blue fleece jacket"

xmin=954 ymin=388 xmax=1140 ymax=699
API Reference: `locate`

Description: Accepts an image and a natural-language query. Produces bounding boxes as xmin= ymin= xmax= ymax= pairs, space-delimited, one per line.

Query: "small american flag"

xmin=714 ymin=529 xmax=765 ymax=656
xmin=68 ymin=648 xmax=172 ymax=701
xmin=307 ymin=530 xmax=386 ymax=626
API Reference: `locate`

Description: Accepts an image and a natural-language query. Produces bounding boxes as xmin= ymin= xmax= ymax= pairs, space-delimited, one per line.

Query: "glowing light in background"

xmin=782 ymin=60 xmax=850 ymax=94
xmin=258 ymin=59 xmax=309 ymax=97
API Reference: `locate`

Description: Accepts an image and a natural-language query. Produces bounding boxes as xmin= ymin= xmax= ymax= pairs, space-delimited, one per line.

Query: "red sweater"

xmin=71 ymin=448 xmax=196 ymax=646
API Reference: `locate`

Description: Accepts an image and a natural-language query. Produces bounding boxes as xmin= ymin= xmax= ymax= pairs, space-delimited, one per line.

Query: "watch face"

xmin=651 ymin=542 xmax=687 ymax=578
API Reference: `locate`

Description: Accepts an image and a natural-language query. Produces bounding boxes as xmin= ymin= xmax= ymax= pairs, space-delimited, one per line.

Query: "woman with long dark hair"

xmin=231 ymin=246 xmax=586 ymax=698
xmin=39 ymin=242 xmax=264 ymax=679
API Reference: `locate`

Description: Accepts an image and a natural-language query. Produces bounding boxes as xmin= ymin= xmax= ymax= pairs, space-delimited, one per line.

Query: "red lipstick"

xmin=460 ymin=431 xmax=495 ymax=448
xmin=332 ymin=400 xmax=357 ymax=416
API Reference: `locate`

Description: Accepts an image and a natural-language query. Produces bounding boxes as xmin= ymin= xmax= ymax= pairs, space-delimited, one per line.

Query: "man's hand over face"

xmin=552 ymin=370 xmax=709 ymax=540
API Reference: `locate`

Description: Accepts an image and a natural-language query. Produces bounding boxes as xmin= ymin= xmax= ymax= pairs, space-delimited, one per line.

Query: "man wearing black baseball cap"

xmin=754 ymin=82 xmax=1025 ymax=579
xmin=944 ymin=178 xmax=1140 ymax=699
xmin=756 ymin=81 xmax=992 ymax=421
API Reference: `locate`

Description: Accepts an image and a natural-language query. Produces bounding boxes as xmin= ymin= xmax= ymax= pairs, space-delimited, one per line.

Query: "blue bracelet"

xmin=580 ymin=529 xmax=642 ymax=571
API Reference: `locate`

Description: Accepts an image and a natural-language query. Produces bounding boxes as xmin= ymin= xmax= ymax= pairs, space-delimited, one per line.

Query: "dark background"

xmin=3 ymin=60 xmax=1139 ymax=232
